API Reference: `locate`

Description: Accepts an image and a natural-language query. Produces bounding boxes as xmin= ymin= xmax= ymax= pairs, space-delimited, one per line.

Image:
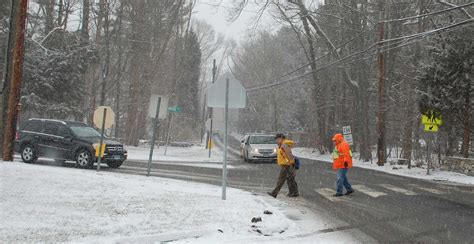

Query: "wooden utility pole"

xmin=376 ymin=0 xmax=386 ymax=166
xmin=0 ymin=0 xmax=18 ymax=158
xmin=2 ymin=0 xmax=28 ymax=161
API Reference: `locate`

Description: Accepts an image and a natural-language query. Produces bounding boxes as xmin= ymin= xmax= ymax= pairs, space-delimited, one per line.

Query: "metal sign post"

xmin=147 ymin=97 xmax=161 ymax=177
xmin=96 ymin=108 xmax=107 ymax=172
xmin=222 ymin=78 xmax=230 ymax=200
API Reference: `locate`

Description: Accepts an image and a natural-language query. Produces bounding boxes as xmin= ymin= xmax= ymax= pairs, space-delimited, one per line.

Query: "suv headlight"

xmin=254 ymin=148 xmax=259 ymax=153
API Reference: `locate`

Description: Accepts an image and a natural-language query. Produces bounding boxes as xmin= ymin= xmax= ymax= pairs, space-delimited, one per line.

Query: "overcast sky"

xmin=192 ymin=0 xmax=276 ymax=43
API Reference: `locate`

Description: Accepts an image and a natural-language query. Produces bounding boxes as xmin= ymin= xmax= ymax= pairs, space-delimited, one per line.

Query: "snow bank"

xmin=293 ymin=147 xmax=474 ymax=186
xmin=0 ymin=162 xmax=364 ymax=243
xmin=126 ymin=145 xmax=223 ymax=163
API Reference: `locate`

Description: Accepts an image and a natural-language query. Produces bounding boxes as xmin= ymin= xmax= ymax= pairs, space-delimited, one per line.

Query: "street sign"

xmin=148 ymin=95 xmax=169 ymax=119
xmin=93 ymin=106 xmax=115 ymax=172
xmin=93 ymin=106 xmax=115 ymax=129
xmin=421 ymin=114 xmax=442 ymax=125
xmin=207 ymin=76 xmax=246 ymax=108
xmin=342 ymin=125 xmax=353 ymax=145
xmin=168 ymin=105 xmax=181 ymax=113
xmin=421 ymin=112 xmax=442 ymax=133
xmin=207 ymin=76 xmax=247 ymax=200
xmin=343 ymin=134 xmax=354 ymax=145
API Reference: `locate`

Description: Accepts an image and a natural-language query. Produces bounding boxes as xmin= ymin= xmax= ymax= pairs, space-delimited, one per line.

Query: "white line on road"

xmin=409 ymin=184 xmax=445 ymax=194
xmin=380 ymin=184 xmax=417 ymax=195
xmin=315 ymin=188 xmax=345 ymax=202
xmin=352 ymin=185 xmax=387 ymax=198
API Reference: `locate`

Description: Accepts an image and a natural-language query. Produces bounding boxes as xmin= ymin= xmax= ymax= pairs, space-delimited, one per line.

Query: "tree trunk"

xmin=57 ymin=0 xmax=63 ymax=27
xmin=460 ymin=88 xmax=471 ymax=158
xmin=81 ymin=0 xmax=89 ymax=42
xmin=299 ymin=10 xmax=327 ymax=154
xmin=376 ymin=0 xmax=387 ymax=166
xmin=44 ymin=0 xmax=54 ymax=34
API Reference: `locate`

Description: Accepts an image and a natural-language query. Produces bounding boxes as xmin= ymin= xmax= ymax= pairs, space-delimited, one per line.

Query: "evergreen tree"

xmin=418 ymin=26 xmax=473 ymax=158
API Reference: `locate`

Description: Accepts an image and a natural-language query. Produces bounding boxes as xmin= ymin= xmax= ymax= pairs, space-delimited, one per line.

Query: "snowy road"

xmin=117 ymin=135 xmax=474 ymax=243
xmin=6 ymin=135 xmax=473 ymax=243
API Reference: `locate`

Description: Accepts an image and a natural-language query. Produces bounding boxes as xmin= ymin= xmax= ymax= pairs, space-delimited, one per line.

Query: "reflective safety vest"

xmin=332 ymin=141 xmax=353 ymax=170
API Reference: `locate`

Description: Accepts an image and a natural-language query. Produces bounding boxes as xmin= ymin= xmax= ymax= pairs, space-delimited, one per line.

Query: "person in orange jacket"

xmin=332 ymin=133 xmax=354 ymax=197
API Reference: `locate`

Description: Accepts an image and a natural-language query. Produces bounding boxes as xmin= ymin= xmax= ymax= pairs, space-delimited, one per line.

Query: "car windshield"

xmin=249 ymin=136 xmax=275 ymax=144
xmin=70 ymin=126 xmax=101 ymax=138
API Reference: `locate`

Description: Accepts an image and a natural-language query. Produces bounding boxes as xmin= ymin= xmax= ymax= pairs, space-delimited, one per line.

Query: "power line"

xmin=246 ymin=18 xmax=473 ymax=92
xmin=245 ymin=3 xmax=473 ymax=90
xmin=381 ymin=2 xmax=474 ymax=23
xmin=380 ymin=18 xmax=473 ymax=44
xmin=245 ymin=25 xmax=377 ymax=89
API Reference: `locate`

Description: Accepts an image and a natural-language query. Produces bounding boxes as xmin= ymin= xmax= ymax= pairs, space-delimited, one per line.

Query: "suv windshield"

xmin=249 ymin=136 xmax=275 ymax=144
xmin=70 ymin=126 xmax=101 ymax=138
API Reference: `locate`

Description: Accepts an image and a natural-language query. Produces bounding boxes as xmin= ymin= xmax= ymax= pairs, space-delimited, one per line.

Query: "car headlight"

xmin=254 ymin=148 xmax=259 ymax=153
xmin=273 ymin=149 xmax=277 ymax=153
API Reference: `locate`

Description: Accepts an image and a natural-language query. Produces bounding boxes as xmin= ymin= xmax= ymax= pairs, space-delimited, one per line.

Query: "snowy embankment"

xmin=293 ymin=148 xmax=474 ymax=186
xmin=0 ymin=162 xmax=366 ymax=243
xmin=126 ymin=144 xmax=224 ymax=163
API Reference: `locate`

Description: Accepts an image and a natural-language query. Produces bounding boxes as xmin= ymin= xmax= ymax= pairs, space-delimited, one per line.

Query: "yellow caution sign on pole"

xmin=421 ymin=112 xmax=442 ymax=133
xmin=208 ymin=139 xmax=213 ymax=149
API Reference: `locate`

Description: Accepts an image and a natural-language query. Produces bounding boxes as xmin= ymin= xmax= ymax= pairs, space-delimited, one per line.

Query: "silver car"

xmin=240 ymin=134 xmax=277 ymax=163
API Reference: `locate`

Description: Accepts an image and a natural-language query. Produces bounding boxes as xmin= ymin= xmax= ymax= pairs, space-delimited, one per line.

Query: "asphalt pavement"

xmin=122 ymin=135 xmax=474 ymax=243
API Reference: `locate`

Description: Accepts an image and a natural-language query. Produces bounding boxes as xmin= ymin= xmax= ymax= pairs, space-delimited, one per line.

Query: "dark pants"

xmin=270 ymin=165 xmax=299 ymax=196
xmin=336 ymin=168 xmax=353 ymax=195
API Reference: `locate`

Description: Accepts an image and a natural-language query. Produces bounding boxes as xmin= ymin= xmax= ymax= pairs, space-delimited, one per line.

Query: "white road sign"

xmin=207 ymin=76 xmax=246 ymax=108
xmin=343 ymin=134 xmax=353 ymax=145
xmin=93 ymin=106 xmax=115 ymax=129
xmin=148 ymin=95 xmax=169 ymax=119
xmin=343 ymin=126 xmax=352 ymax=135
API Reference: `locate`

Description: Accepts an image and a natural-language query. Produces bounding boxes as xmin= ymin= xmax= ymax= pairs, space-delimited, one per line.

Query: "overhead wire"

xmin=246 ymin=18 xmax=473 ymax=92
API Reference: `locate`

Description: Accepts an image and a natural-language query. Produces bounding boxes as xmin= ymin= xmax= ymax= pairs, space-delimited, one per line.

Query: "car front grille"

xmin=106 ymin=145 xmax=124 ymax=152
xmin=259 ymin=149 xmax=274 ymax=154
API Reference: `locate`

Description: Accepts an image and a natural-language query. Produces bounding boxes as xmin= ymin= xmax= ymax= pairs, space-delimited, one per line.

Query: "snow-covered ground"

xmin=126 ymin=145 xmax=223 ymax=163
xmin=294 ymin=147 xmax=474 ymax=186
xmin=0 ymin=161 xmax=372 ymax=243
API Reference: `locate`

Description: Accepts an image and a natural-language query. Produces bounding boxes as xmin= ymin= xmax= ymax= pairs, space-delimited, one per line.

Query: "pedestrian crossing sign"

xmin=421 ymin=111 xmax=442 ymax=133
xmin=424 ymin=124 xmax=439 ymax=132
xmin=421 ymin=114 xmax=442 ymax=125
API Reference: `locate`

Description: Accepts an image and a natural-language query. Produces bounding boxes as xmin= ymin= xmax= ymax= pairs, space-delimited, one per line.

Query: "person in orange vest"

xmin=332 ymin=133 xmax=354 ymax=197
xmin=267 ymin=133 xmax=299 ymax=198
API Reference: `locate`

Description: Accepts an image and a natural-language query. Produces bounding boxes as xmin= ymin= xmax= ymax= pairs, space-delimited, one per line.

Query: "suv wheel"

xmin=75 ymin=149 xmax=93 ymax=169
xmin=106 ymin=161 xmax=123 ymax=169
xmin=21 ymin=144 xmax=37 ymax=163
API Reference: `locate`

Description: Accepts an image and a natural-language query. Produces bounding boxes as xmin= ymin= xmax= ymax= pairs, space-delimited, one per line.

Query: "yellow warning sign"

xmin=421 ymin=114 xmax=442 ymax=125
xmin=424 ymin=124 xmax=439 ymax=132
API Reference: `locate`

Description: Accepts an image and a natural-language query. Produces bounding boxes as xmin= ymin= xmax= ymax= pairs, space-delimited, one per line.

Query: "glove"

xmin=344 ymin=162 xmax=348 ymax=168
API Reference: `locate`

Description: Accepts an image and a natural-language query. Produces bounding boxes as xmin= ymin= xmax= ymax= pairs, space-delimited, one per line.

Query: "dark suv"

xmin=15 ymin=119 xmax=127 ymax=169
